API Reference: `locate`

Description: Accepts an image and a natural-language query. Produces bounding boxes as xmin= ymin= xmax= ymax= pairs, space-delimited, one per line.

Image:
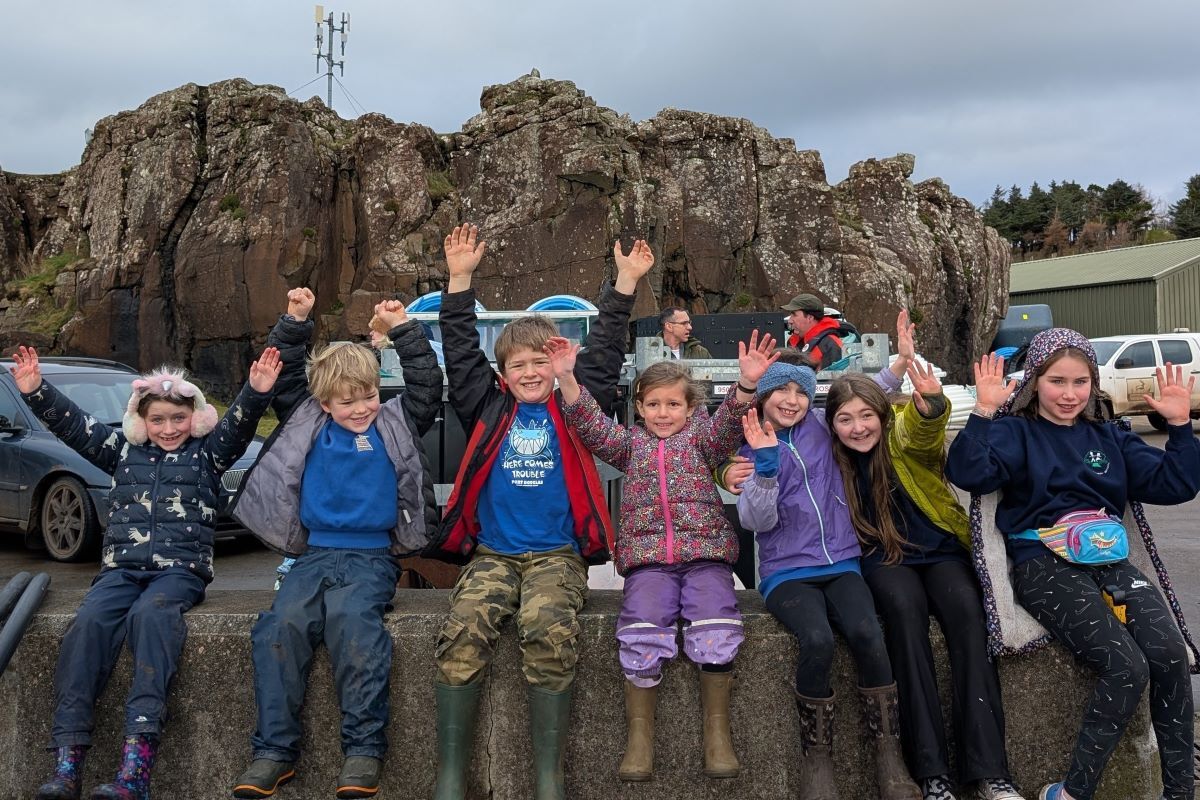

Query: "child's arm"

xmin=1122 ymin=363 xmax=1200 ymax=504
xmin=375 ymin=299 xmax=441 ymax=436
xmin=883 ymin=309 xmax=917 ymax=382
xmin=890 ymin=358 xmax=951 ymax=466
xmin=10 ymin=345 xmax=125 ymax=472
xmin=944 ymin=354 xmax=1022 ymax=494
xmin=204 ymin=347 xmax=282 ymax=473
xmin=267 ymin=287 xmax=316 ymax=420
xmin=548 ymin=337 xmax=633 ymax=470
xmin=736 ymin=409 xmax=781 ymax=531
xmin=699 ymin=329 xmax=776 ymax=466
xmin=439 ymin=224 xmax=502 ymax=427
xmin=573 ymin=239 xmax=654 ymax=414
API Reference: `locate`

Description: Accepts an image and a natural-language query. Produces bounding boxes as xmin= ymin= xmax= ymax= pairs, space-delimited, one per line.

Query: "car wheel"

xmin=1146 ymin=412 xmax=1169 ymax=432
xmin=40 ymin=476 xmax=101 ymax=562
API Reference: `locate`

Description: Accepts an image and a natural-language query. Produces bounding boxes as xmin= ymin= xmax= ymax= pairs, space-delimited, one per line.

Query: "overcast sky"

xmin=4 ymin=0 xmax=1198 ymax=209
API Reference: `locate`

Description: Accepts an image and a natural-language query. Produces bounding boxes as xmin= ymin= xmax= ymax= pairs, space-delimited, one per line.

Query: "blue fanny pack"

xmin=1012 ymin=509 xmax=1129 ymax=565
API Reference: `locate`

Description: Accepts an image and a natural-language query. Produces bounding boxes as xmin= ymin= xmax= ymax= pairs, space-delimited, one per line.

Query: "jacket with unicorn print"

xmin=21 ymin=379 xmax=270 ymax=582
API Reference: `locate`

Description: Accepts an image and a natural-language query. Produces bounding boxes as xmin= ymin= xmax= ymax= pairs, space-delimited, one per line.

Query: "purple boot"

xmin=90 ymin=735 xmax=157 ymax=800
xmin=35 ymin=745 xmax=87 ymax=800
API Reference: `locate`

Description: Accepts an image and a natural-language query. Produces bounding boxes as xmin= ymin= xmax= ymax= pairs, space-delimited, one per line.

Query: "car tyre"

xmin=39 ymin=476 xmax=101 ymax=562
xmin=1146 ymin=412 xmax=1169 ymax=432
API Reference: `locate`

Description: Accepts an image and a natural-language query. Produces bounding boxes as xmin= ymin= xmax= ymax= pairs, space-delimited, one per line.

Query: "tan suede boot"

xmin=698 ymin=670 xmax=740 ymax=778
xmin=859 ymin=683 xmax=920 ymax=800
xmin=618 ymin=682 xmax=658 ymax=781
xmin=795 ymin=691 xmax=838 ymax=800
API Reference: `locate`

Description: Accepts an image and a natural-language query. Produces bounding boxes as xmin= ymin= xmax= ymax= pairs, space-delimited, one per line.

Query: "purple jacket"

xmin=736 ymin=369 xmax=901 ymax=581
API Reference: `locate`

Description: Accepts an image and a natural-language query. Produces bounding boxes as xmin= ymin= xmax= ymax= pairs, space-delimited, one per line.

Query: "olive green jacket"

xmin=890 ymin=395 xmax=971 ymax=550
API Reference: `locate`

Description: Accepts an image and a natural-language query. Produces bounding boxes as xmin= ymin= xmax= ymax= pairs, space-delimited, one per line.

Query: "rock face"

xmin=0 ymin=75 xmax=1009 ymax=394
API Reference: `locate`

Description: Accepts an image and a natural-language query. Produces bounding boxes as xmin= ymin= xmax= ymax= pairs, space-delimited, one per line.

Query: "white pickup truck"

xmin=1091 ymin=333 xmax=1200 ymax=429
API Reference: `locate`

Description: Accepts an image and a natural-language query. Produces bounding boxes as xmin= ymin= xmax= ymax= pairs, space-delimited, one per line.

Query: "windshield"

xmin=43 ymin=373 xmax=134 ymax=425
xmin=1090 ymin=341 xmax=1121 ymax=366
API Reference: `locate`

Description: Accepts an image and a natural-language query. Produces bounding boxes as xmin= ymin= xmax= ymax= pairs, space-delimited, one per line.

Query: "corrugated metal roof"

xmin=1009 ymin=237 xmax=1200 ymax=293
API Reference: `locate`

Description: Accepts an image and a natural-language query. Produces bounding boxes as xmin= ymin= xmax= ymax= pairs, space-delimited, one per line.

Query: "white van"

xmin=1090 ymin=333 xmax=1200 ymax=428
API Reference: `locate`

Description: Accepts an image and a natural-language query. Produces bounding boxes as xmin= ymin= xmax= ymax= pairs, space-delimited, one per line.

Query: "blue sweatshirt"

xmin=301 ymin=421 xmax=398 ymax=549
xmin=945 ymin=413 xmax=1200 ymax=565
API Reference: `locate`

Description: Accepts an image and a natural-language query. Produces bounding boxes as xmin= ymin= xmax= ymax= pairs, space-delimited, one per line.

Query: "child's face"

xmin=143 ymin=400 xmax=194 ymax=451
xmin=502 ymin=346 xmax=556 ymax=404
xmin=321 ymin=386 xmax=381 ymax=433
xmin=761 ymin=382 xmax=810 ymax=431
xmin=831 ymin=396 xmax=882 ymax=453
xmin=1035 ymin=353 xmax=1092 ymax=426
xmin=636 ymin=382 xmax=692 ymax=439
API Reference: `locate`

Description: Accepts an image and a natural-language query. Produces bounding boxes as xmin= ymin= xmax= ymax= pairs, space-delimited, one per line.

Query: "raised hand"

xmin=444 ymin=224 xmax=487 ymax=282
xmin=721 ymin=454 xmax=754 ymax=494
xmin=287 ymin=287 xmax=315 ymax=321
xmin=9 ymin=345 xmax=42 ymax=393
xmin=896 ymin=309 xmax=916 ymax=363
xmin=372 ymin=299 xmax=408 ymax=333
xmin=741 ymin=408 xmax=777 ymax=450
xmin=613 ymin=238 xmax=655 ymax=294
xmin=973 ymin=353 xmax=1016 ymax=415
xmin=1145 ymin=362 xmax=1196 ymax=426
xmin=543 ymin=336 xmax=579 ymax=380
xmin=737 ymin=329 xmax=779 ymax=387
xmin=905 ymin=358 xmax=942 ymax=416
xmin=249 ymin=347 xmax=283 ymax=393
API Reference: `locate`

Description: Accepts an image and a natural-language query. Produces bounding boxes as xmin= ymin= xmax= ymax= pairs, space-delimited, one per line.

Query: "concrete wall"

xmin=0 ymin=589 xmax=1163 ymax=799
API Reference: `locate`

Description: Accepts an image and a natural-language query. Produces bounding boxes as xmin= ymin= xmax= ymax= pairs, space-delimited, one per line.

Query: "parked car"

xmin=0 ymin=357 xmax=261 ymax=562
xmin=1090 ymin=333 xmax=1200 ymax=429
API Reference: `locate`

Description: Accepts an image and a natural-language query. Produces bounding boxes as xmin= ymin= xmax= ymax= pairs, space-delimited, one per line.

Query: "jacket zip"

xmin=148 ymin=450 xmax=161 ymax=568
xmin=783 ymin=436 xmax=831 ymax=564
xmin=657 ymin=439 xmax=676 ymax=565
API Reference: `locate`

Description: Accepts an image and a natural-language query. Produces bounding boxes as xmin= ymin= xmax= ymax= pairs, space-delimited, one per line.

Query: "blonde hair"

xmin=633 ymin=361 xmax=705 ymax=410
xmin=495 ymin=315 xmax=559 ymax=370
xmin=306 ymin=342 xmax=380 ymax=404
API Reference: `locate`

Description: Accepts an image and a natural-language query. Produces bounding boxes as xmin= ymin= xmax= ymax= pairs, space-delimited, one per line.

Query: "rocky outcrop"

xmin=0 ymin=74 xmax=1008 ymax=393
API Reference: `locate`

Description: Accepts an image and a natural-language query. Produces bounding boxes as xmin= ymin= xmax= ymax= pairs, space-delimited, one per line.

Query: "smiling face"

xmin=1035 ymin=352 xmax=1093 ymax=425
xmin=761 ymin=382 xmax=811 ymax=431
xmin=831 ymin=396 xmax=883 ymax=453
xmin=636 ymin=380 xmax=693 ymax=439
xmin=320 ymin=385 xmax=381 ymax=433
xmin=503 ymin=345 xmax=556 ymax=404
xmin=142 ymin=399 xmax=195 ymax=451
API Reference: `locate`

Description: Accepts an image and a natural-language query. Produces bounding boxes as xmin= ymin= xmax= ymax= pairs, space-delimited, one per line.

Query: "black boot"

xmin=795 ymin=691 xmax=838 ymax=800
xmin=528 ymin=685 xmax=572 ymax=800
xmin=35 ymin=745 xmax=87 ymax=800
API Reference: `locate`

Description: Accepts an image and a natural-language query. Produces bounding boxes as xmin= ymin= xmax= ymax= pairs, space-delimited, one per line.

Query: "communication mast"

xmin=312 ymin=5 xmax=349 ymax=109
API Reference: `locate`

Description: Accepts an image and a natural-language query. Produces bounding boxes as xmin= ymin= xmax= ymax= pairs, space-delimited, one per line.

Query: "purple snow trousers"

xmin=616 ymin=560 xmax=743 ymax=686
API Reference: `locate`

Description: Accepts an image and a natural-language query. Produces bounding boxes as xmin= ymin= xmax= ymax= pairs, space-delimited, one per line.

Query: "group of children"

xmin=9 ymin=222 xmax=1198 ymax=800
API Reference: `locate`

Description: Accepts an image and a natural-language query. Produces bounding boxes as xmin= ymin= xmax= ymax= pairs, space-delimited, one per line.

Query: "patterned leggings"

xmin=1013 ymin=555 xmax=1194 ymax=800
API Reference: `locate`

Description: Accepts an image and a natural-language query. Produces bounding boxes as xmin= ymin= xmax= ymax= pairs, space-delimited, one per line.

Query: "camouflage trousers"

xmin=435 ymin=545 xmax=588 ymax=692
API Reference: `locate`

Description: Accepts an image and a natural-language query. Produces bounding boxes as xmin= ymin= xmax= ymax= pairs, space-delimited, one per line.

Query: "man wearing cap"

xmin=659 ymin=306 xmax=712 ymax=359
xmin=782 ymin=293 xmax=843 ymax=370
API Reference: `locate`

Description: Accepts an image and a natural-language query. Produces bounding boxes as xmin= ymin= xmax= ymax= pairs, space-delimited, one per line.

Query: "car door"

xmin=0 ymin=380 xmax=30 ymax=523
xmin=1110 ymin=339 xmax=1158 ymax=414
xmin=1155 ymin=337 xmax=1200 ymax=412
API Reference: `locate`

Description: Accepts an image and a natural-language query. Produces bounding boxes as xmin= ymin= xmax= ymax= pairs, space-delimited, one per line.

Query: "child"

xmin=424 ymin=224 xmax=653 ymax=800
xmin=230 ymin=288 xmax=441 ymax=800
xmin=735 ymin=318 xmax=921 ymax=800
xmin=10 ymin=344 xmax=280 ymax=800
xmin=549 ymin=332 xmax=776 ymax=781
xmin=826 ymin=323 xmax=1024 ymax=800
xmin=945 ymin=329 xmax=1200 ymax=800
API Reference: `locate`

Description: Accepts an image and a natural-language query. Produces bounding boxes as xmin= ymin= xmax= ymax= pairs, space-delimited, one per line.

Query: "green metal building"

xmin=1009 ymin=238 xmax=1200 ymax=337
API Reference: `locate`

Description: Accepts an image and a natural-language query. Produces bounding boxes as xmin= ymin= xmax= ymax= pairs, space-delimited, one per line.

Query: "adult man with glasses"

xmin=658 ymin=307 xmax=712 ymax=359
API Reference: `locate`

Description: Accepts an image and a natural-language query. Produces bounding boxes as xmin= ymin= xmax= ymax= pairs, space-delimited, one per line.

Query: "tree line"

xmin=981 ymin=174 xmax=1200 ymax=261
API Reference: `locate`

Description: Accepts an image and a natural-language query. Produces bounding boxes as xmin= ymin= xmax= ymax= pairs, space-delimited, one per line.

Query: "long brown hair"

xmin=826 ymin=374 xmax=906 ymax=565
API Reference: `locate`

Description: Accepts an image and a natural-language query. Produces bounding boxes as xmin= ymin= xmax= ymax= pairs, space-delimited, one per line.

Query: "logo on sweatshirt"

xmin=355 ymin=434 xmax=373 ymax=452
xmin=1083 ymin=449 xmax=1109 ymax=475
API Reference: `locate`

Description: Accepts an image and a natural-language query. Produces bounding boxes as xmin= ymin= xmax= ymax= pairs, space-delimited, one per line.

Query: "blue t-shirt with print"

xmin=477 ymin=402 xmax=576 ymax=554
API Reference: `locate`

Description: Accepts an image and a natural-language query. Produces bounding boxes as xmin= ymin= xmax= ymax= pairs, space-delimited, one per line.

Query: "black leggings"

xmin=1014 ymin=555 xmax=1194 ymax=800
xmin=867 ymin=560 xmax=1010 ymax=783
xmin=765 ymin=571 xmax=893 ymax=698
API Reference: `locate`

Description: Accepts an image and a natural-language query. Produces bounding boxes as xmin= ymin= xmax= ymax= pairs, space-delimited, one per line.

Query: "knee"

xmin=518 ymin=613 xmax=581 ymax=691
xmin=794 ymin=626 xmax=836 ymax=664
xmin=843 ymin=617 xmax=888 ymax=659
xmin=435 ymin=614 xmax=496 ymax=686
xmin=1104 ymin=647 xmax=1150 ymax=692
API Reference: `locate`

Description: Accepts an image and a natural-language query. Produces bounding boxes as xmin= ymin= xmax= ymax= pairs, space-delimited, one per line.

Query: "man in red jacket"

xmin=782 ymin=292 xmax=843 ymax=370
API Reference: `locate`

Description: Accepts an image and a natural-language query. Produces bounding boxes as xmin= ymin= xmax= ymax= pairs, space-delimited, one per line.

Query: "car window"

xmin=1090 ymin=341 xmax=1121 ymax=366
xmin=0 ymin=383 xmax=23 ymax=429
xmin=1157 ymin=339 xmax=1195 ymax=366
xmin=1116 ymin=341 xmax=1156 ymax=368
xmin=43 ymin=373 xmax=134 ymax=424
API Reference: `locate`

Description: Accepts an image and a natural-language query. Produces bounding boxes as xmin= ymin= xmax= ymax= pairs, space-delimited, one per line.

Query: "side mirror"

xmin=1114 ymin=357 xmax=1134 ymax=369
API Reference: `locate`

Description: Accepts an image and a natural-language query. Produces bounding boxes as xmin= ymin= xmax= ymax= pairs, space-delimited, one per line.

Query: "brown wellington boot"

xmin=618 ymin=682 xmax=658 ymax=781
xmin=859 ymin=683 xmax=920 ymax=800
xmin=794 ymin=691 xmax=838 ymax=800
xmin=698 ymin=670 xmax=740 ymax=778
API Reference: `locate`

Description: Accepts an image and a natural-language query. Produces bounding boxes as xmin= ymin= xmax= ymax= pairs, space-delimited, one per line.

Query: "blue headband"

xmin=756 ymin=363 xmax=817 ymax=403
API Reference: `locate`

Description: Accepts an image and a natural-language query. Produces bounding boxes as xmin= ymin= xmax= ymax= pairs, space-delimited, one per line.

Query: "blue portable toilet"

xmin=409 ymin=291 xmax=487 ymax=313
xmin=527 ymin=295 xmax=597 ymax=312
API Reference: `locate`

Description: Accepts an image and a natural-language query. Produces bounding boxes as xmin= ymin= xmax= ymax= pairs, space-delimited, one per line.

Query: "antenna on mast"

xmin=312 ymin=5 xmax=349 ymax=109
